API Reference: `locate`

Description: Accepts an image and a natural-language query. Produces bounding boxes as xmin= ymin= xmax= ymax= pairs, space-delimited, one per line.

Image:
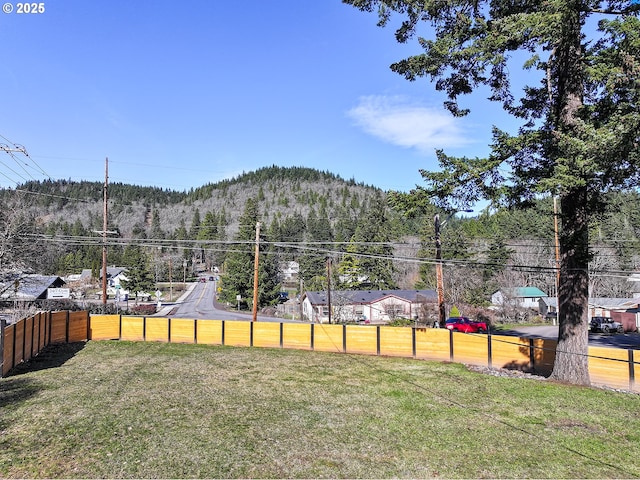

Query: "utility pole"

xmin=252 ymin=222 xmax=261 ymax=322
xmin=326 ymin=258 xmax=332 ymax=324
xmin=102 ymin=158 xmax=108 ymax=308
xmin=169 ymin=257 xmax=173 ymax=302
xmin=435 ymin=209 xmax=473 ymax=327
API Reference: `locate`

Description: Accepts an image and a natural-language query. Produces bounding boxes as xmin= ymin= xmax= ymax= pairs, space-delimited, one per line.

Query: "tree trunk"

xmin=548 ymin=2 xmax=591 ymax=385
xmin=550 ymin=188 xmax=590 ymax=385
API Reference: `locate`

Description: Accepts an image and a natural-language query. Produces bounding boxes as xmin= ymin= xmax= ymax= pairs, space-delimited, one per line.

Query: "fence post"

xmin=412 ymin=327 xmax=417 ymax=359
xmin=529 ymin=338 xmax=535 ymax=372
xmin=629 ymin=350 xmax=635 ymax=392
xmin=310 ymin=324 xmax=315 ymax=351
xmin=449 ymin=329 xmax=454 ymax=362
xmin=342 ymin=324 xmax=347 ymax=353
xmin=0 ymin=318 xmax=5 ymax=378
xmin=65 ymin=310 xmax=70 ymax=343
xmin=47 ymin=311 xmax=52 ymax=346
xmin=487 ymin=333 xmax=493 ymax=369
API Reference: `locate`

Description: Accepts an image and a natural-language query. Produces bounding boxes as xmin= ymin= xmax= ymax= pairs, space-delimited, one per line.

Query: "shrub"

xmin=130 ymin=304 xmax=157 ymax=316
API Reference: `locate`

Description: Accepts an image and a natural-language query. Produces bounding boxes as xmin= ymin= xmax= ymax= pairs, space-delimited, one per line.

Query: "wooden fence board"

xmin=68 ymin=311 xmax=89 ymax=342
xmin=24 ymin=316 xmax=34 ymax=362
xmin=13 ymin=321 xmax=24 ymax=367
xmin=379 ymin=326 xmax=413 ymax=357
xmin=38 ymin=313 xmax=46 ymax=351
xmin=253 ymin=322 xmax=282 ymax=349
xmin=313 ymin=324 xmax=344 ymax=353
xmin=415 ymin=328 xmax=450 ymax=361
xmin=534 ymin=339 xmax=556 ymax=376
xmin=3 ymin=324 xmax=15 ymax=376
xmin=146 ymin=318 xmax=169 ymax=342
xmin=282 ymin=323 xmax=312 ymax=350
xmin=170 ymin=319 xmax=196 ymax=344
xmin=121 ymin=316 xmax=144 ymax=342
xmin=31 ymin=315 xmax=41 ymax=357
xmin=90 ymin=315 xmax=120 ymax=340
xmin=224 ymin=321 xmax=251 ymax=347
xmin=345 ymin=325 xmax=378 ymax=356
xmin=589 ymin=346 xmax=631 ymax=391
xmin=196 ymin=320 xmax=223 ymax=345
xmin=50 ymin=312 xmax=68 ymax=344
xmin=452 ymin=332 xmax=489 ymax=366
xmin=490 ymin=335 xmax=531 ymax=371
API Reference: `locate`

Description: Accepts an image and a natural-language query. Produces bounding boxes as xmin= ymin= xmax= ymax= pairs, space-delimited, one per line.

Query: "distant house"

xmin=491 ymin=287 xmax=548 ymax=311
xmin=80 ymin=267 xmax=128 ymax=287
xmin=0 ymin=274 xmax=66 ymax=301
xmin=280 ymin=261 xmax=299 ymax=280
xmin=539 ymin=297 xmax=640 ymax=331
xmin=301 ymin=289 xmax=437 ymax=324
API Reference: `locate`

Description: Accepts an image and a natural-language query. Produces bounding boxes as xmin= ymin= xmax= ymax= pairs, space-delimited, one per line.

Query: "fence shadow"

xmin=6 ymin=341 xmax=87 ymax=377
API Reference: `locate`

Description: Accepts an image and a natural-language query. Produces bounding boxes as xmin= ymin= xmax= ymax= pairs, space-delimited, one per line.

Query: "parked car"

xmin=445 ymin=317 xmax=488 ymax=333
xmin=590 ymin=316 xmax=624 ymax=334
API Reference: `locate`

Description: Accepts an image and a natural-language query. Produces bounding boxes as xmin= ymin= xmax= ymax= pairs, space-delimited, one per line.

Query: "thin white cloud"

xmin=347 ymin=95 xmax=471 ymax=153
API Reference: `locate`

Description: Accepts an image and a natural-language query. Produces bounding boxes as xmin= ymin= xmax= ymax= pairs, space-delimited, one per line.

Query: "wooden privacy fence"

xmin=1 ymin=311 xmax=90 ymax=377
xmin=2 ymin=312 xmax=639 ymax=393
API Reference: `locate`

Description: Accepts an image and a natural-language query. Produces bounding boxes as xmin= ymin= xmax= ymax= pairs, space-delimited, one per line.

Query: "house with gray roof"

xmin=301 ymin=289 xmax=437 ymax=324
xmin=0 ymin=274 xmax=66 ymax=301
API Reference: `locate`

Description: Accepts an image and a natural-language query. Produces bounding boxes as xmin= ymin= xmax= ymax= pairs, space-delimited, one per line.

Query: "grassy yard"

xmin=1 ymin=341 xmax=639 ymax=478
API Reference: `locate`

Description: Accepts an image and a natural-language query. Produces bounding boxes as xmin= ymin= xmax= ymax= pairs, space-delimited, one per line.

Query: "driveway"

xmin=496 ymin=325 xmax=640 ymax=350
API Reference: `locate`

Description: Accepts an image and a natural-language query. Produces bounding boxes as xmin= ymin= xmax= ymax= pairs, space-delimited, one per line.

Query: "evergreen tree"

xmin=219 ymin=198 xmax=280 ymax=308
xmin=121 ymin=246 xmax=154 ymax=300
xmin=151 ymin=208 xmax=164 ymax=239
xmin=346 ymin=0 xmax=640 ymax=385
xmin=342 ymin=195 xmax=397 ymax=289
xmin=300 ymin=207 xmax=334 ymax=291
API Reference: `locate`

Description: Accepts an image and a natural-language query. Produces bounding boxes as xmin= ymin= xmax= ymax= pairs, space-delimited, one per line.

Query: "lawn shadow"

xmin=0 ymin=376 xmax=40 ymax=408
xmin=0 ymin=376 xmax=42 ymax=432
xmin=5 ymin=341 xmax=87 ymax=377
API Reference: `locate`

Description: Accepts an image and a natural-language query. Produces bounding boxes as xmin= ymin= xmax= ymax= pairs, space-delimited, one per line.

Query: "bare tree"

xmin=0 ymin=191 xmax=41 ymax=272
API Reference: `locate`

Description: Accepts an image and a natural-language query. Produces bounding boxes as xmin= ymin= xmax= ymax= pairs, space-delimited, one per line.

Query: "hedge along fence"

xmin=2 ymin=312 xmax=639 ymax=393
xmin=1 ymin=310 xmax=90 ymax=377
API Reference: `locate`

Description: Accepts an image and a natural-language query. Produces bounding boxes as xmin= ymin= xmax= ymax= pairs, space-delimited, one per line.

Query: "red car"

xmin=445 ymin=317 xmax=488 ymax=333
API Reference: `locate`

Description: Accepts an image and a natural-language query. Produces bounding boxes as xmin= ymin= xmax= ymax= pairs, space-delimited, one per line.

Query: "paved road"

xmin=157 ymin=281 xmax=287 ymax=322
xmin=497 ymin=325 xmax=640 ymax=350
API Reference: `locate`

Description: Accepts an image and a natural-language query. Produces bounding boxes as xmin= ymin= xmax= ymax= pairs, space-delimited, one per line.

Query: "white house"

xmin=492 ymin=287 xmax=548 ymax=311
xmin=301 ymin=289 xmax=437 ymax=324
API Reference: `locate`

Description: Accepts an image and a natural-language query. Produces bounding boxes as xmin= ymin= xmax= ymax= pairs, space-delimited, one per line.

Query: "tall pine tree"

xmin=345 ymin=0 xmax=640 ymax=385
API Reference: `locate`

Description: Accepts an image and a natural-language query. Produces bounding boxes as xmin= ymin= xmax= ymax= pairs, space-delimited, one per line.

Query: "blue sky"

xmin=0 ymin=0 xmax=513 ymax=193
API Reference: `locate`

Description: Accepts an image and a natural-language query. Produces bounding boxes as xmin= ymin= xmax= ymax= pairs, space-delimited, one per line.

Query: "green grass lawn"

xmin=1 ymin=340 xmax=639 ymax=478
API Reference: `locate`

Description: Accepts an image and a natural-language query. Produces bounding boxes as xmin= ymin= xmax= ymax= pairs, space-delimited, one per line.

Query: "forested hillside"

xmin=1 ymin=166 xmax=640 ymax=311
